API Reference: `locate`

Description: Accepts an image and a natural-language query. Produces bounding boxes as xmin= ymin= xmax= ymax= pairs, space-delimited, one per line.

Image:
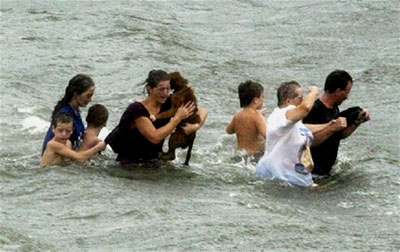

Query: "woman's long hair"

xmin=51 ymin=74 xmax=94 ymax=120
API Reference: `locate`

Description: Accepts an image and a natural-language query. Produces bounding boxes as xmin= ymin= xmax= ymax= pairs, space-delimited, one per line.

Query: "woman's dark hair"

xmin=324 ymin=70 xmax=353 ymax=94
xmin=141 ymin=69 xmax=170 ymax=94
xmin=86 ymin=104 xmax=109 ymax=127
xmin=51 ymin=74 xmax=95 ymax=120
xmin=277 ymin=81 xmax=301 ymax=106
xmin=238 ymin=81 xmax=264 ymax=108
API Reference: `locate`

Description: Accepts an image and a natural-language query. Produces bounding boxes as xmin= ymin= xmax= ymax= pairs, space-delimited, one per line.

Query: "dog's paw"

xmin=158 ymin=152 xmax=175 ymax=161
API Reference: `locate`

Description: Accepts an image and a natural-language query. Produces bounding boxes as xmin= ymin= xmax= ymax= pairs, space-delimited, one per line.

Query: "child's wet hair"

xmin=53 ymin=112 xmax=73 ymax=128
xmin=238 ymin=80 xmax=264 ymax=107
xmin=86 ymin=104 xmax=109 ymax=127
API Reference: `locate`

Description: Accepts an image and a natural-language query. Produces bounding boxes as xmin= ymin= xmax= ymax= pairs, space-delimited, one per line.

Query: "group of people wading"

xmin=41 ymin=69 xmax=370 ymax=187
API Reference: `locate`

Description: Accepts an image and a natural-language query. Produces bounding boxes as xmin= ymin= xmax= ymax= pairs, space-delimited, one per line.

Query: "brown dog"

xmin=152 ymin=72 xmax=200 ymax=165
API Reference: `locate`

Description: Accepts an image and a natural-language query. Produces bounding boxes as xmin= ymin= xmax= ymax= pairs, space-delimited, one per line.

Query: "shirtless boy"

xmin=40 ymin=112 xmax=106 ymax=167
xmin=79 ymin=104 xmax=108 ymax=151
xmin=226 ymin=80 xmax=266 ymax=156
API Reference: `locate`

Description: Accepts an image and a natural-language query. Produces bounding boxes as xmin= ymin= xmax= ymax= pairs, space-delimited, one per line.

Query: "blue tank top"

xmin=42 ymin=104 xmax=85 ymax=154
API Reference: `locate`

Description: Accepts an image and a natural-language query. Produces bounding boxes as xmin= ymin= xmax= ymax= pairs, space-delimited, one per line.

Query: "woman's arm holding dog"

xmin=181 ymin=107 xmax=208 ymax=135
xmin=137 ymin=103 xmax=195 ymax=144
xmin=152 ymin=95 xmax=189 ymax=122
xmin=154 ymin=108 xmax=176 ymax=121
xmin=154 ymin=95 xmax=182 ymax=121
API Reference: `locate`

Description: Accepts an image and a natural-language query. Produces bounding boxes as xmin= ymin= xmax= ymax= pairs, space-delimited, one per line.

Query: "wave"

xmin=21 ymin=116 xmax=49 ymax=134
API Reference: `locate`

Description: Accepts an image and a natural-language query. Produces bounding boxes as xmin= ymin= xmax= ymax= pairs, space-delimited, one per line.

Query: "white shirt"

xmin=255 ymin=105 xmax=314 ymax=187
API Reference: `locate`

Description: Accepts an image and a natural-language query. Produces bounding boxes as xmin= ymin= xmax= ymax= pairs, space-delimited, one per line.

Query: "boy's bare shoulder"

xmin=46 ymin=139 xmax=58 ymax=149
xmin=80 ymin=130 xmax=100 ymax=151
xmin=41 ymin=139 xmax=71 ymax=167
xmin=47 ymin=139 xmax=72 ymax=151
xmin=235 ymin=110 xmax=262 ymax=121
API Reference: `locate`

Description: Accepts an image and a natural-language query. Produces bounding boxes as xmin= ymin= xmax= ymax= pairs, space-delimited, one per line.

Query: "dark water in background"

xmin=1 ymin=1 xmax=399 ymax=251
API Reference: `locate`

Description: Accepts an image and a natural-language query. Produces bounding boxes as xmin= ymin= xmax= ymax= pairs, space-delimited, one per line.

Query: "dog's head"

xmin=169 ymin=72 xmax=188 ymax=92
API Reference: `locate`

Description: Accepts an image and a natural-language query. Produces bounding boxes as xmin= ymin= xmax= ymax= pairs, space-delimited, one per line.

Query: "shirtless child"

xmin=226 ymin=80 xmax=266 ymax=156
xmin=40 ymin=112 xmax=106 ymax=167
xmin=79 ymin=104 xmax=108 ymax=151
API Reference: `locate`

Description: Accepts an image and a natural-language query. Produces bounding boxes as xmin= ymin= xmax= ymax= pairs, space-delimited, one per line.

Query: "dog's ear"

xmin=169 ymin=72 xmax=180 ymax=80
xmin=169 ymin=72 xmax=188 ymax=91
xmin=169 ymin=72 xmax=179 ymax=90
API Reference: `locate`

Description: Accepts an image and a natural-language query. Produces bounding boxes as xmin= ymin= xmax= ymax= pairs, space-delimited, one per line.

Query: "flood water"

xmin=1 ymin=1 xmax=399 ymax=251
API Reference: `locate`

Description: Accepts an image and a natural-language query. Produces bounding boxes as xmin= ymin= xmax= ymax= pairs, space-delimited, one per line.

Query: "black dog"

xmin=339 ymin=106 xmax=363 ymax=125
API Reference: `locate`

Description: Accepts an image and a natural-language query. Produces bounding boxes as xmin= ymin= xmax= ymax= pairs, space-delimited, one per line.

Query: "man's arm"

xmin=305 ymin=117 xmax=347 ymax=147
xmin=286 ymin=86 xmax=319 ymax=123
xmin=340 ymin=109 xmax=370 ymax=139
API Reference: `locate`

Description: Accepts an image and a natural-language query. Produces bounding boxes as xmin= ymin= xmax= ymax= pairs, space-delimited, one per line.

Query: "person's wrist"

xmin=330 ymin=120 xmax=338 ymax=129
xmin=171 ymin=116 xmax=181 ymax=124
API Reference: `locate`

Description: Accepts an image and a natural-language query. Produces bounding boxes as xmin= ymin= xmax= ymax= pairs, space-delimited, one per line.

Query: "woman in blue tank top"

xmin=42 ymin=74 xmax=95 ymax=154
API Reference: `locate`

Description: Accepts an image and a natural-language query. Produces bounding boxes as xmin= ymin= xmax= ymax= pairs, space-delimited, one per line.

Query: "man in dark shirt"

xmin=303 ymin=70 xmax=370 ymax=176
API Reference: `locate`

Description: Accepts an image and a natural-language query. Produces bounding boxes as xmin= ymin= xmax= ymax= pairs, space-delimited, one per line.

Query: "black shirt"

xmin=303 ymin=99 xmax=341 ymax=176
xmin=105 ymin=99 xmax=171 ymax=164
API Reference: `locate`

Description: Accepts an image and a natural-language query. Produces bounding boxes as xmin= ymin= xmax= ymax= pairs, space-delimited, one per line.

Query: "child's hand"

xmin=257 ymin=108 xmax=268 ymax=116
xmin=97 ymin=141 xmax=106 ymax=151
xmin=308 ymin=86 xmax=319 ymax=94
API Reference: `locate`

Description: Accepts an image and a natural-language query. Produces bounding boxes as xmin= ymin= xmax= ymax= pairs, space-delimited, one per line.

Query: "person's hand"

xmin=257 ymin=108 xmax=268 ymax=116
xmin=180 ymin=123 xmax=199 ymax=135
xmin=174 ymin=101 xmax=196 ymax=121
xmin=308 ymin=85 xmax=319 ymax=94
xmin=96 ymin=141 xmax=107 ymax=151
xmin=331 ymin=117 xmax=347 ymax=131
xmin=354 ymin=109 xmax=370 ymax=126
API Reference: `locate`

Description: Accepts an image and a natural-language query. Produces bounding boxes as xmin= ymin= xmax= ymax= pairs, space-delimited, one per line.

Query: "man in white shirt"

xmin=256 ymin=81 xmax=319 ymax=187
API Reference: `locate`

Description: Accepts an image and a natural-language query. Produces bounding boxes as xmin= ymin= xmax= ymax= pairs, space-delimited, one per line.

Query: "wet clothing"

xmin=339 ymin=106 xmax=363 ymax=126
xmin=256 ymin=105 xmax=314 ymax=187
xmin=303 ymin=99 xmax=341 ymax=176
xmin=42 ymin=104 xmax=85 ymax=155
xmin=105 ymin=100 xmax=171 ymax=164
